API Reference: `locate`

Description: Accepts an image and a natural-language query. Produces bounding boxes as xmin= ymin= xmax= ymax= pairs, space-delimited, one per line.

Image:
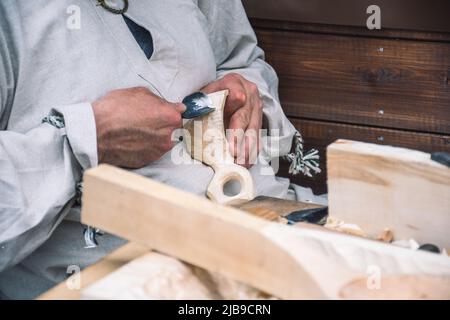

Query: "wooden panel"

xmin=327 ymin=140 xmax=450 ymax=249
xmin=243 ymin=0 xmax=450 ymax=34
xmin=250 ymin=19 xmax=450 ymax=42
xmin=255 ymin=29 xmax=450 ymax=134
xmin=37 ymin=243 xmax=149 ymax=300
xmin=278 ymin=119 xmax=450 ymax=194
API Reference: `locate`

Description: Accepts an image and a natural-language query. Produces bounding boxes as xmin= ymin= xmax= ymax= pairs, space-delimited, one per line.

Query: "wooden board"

xmin=249 ymin=16 xmax=450 ymax=195
xmin=243 ymin=0 xmax=450 ymax=34
xmin=81 ymin=252 xmax=272 ymax=300
xmin=236 ymin=196 xmax=322 ymax=217
xmin=37 ymin=243 xmax=149 ymax=300
xmin=80 ymin=165 xmax=450 ymax=299
xmin=80 ymin=165 xmax=324 ymax=299
xmin=250 ymin=18 xmax=450 ymax=43
xmin=327 ymin=139 xmax=450 ymax=249
xmin=255 ymin=29 xmax=450 ymax=134
xmin=82 ymin=252 xmax=215 ymax=300
xmin=38 ymin=243 xmax=271 ymax=300
xmin=281 ymin=118 xmax=450 ymax=194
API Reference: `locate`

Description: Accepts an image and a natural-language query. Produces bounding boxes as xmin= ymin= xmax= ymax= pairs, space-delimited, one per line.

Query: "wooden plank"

xmin=82 ymin=252 xmax=450 ymax=300
xmin=81 ymin=252 xmax=273 ymax=300
xmin=243 ymin=0 xmax=450 ymax=34
xmin=81 ymin=165 xmax=450 ymax=299
xmin=289 ymin=119 xmax=450 ymax=154
xmin=250 ymin=19 xmax=450 ymax=42
xmin=37 ymin=243 xmax=149 ymax=300
xmin=339 ymin=275 xmax=450 ymax=300
xmin=278 ymin=118 xmax=450 ymax=194
xmin=81 ymin=252 xmax=215 ymax=300
xmin=255 ymin=29 xmax=450 ymax=134
xmin=80 ymin=165 xmax=325 ymax=299
xmin=38 ymin=242 xmax=270 ymax=300
xmin=327 ymin=139 xmax=450 ymax=249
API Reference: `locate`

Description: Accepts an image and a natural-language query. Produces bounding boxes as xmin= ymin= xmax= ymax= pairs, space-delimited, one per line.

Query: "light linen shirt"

xmin=0 ymin=0 xmax=298 ymax=272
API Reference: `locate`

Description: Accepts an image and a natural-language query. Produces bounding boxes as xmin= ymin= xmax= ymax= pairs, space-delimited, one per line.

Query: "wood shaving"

xmin=324 ymin=217 xmax=367 ymax=237
xmin=377 ymin=229 xmax=394 ymax=243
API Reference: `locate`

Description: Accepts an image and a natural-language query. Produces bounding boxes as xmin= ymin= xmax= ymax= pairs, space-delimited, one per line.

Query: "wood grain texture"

xmin=250 ymin=19 xmax=450 ymax=42
xmin=184 ymin=90 xmax=255 ymax=205
xmin=327 ymin=139 xmax=450 ymax=249
xmin=339 ymin=275 xmax=450 ymax=300
xmin=39 ymin=243 xmax=272 ymax=300
xmin=243 ymin=0 xmax=450 ymax=34
xmin=37 ymin=243 xmax=149 ymax=300
xmin=80 ymin=165 xmax=450 ymax=299
xmin=247 ymin=11 xmax=450 ymax=193
xmin=80 ymin=164 xmax=325 ymax=299
xmin=255 ymin=29 xmax=450 ymax=134
xmin=280 ymin=118 xmax=450 ymax=194
xmin=81 ymin=252 xmax=274 ymax=300
xmin=82 ymin=252 xmax=216 ymax=300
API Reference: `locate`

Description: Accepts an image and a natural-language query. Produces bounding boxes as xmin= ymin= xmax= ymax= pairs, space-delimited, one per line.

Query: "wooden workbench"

xmin=38 ymin=140 xmax=450 ymax=300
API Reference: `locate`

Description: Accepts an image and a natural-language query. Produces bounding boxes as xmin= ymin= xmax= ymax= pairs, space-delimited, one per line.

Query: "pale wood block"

xmin=37 ymin=243 xmax=149 ymax=300
xmin=327 ymin=139 xmax=450 ymax=249
xmin=81 ymin=252 xmax=274 ymax=300
xmin=339 ymin=275 xmax=450 ymax=300
xmin=81 ymin=165 xmax=325 ymax=299
xmin=82 ymin=252 xmax=214 ymax=300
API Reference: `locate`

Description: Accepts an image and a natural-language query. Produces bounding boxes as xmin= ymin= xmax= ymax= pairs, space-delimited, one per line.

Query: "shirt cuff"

xmin=53 ymin=103 xmax=98 ymax=170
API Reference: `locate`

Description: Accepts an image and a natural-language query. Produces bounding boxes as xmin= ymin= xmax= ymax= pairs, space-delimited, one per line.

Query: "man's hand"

xmin=92 ymin=87 xmax=186 ymax=168
xmin=201 ymin=73 xmax=263 ymax=168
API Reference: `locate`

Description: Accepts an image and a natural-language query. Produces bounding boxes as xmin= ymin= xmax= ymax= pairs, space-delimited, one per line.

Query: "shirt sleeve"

xmin=197 ymin=0 xmax=297 ymax=158
xmin=0 ymin=21 xmax=98 ymax=271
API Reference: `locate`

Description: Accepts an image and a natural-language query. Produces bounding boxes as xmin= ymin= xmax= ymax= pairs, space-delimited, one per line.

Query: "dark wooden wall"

xmin=242 ymin=1 xmax=450 ymax=194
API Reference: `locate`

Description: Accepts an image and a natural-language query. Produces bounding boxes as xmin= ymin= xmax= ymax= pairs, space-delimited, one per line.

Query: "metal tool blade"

xmin=285 ymin=207 xmax=329 ymax=226
xmin=181 ymin=92 xmax=215 ymax=119
xmin=431 ymin=152 xmax=450 ymax=167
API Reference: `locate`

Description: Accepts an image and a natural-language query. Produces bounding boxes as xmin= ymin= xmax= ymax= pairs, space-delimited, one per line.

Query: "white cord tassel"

xmin=77 ymin=182 xmax=104 ymax=249
xmin=283 ymin=131 xmax=321 ymax=177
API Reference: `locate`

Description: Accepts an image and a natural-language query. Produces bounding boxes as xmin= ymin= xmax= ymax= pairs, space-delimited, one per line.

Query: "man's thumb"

xmin=173 ymin=102 xmax=187 ymax=114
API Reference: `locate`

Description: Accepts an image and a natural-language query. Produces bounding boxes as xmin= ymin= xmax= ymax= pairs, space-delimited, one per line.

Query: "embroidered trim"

xmin=75 ymin=182 xmax=83 ymax=206
xmin=42 ymin=115 xmax=65 ymax=129
xmin=76 ymin=182 xmax=101 ymax=249
xmin=83 ymin=226 xmax=104 ymax=249
xmin=283 ymin=131 xmax=321 ymax=177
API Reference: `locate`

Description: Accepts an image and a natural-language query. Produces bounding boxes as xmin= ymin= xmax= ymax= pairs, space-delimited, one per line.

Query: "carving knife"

xmin=181 ymin=92 xmax=215 ymax=119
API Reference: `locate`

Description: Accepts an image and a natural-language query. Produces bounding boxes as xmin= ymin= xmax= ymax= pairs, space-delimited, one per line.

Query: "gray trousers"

xmin=0 ymin=216 xmax=126 ymax=300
